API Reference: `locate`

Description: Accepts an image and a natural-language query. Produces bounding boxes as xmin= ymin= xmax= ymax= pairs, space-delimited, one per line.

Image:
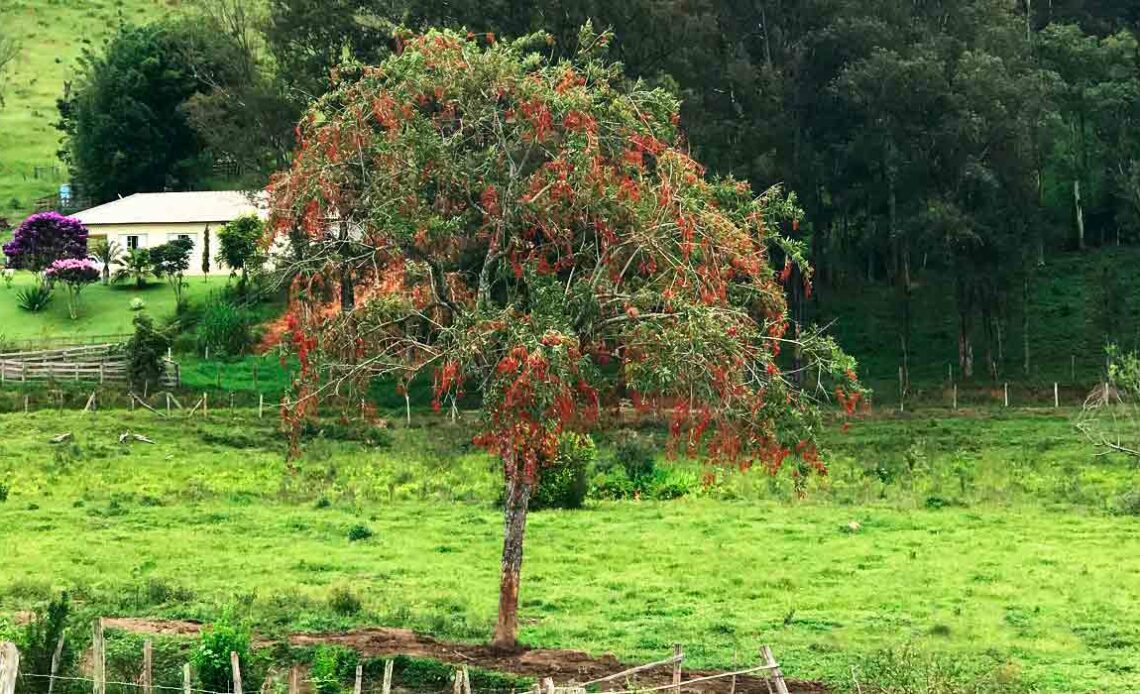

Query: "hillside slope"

xmin=813 ymin=246 xmax=1140 ymax=398
xmin=0 ymin=0 xmax=173 ymax=221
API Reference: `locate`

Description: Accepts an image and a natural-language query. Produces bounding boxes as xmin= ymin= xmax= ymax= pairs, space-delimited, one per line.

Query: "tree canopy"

xmin=270 ymin=26 xmax=861 ymax=649
xmin=2 ymin=212 xmax=89 ymax=272
xmin=57 ymin=21 xmax=255 ymax=202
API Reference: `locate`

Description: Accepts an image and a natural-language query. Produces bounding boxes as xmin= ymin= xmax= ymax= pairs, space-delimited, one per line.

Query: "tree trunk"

xmin=1022 ymin=274 xmax=1031 ymax=375
xmin=1074 ymin=179 xmax=1086 ymax=251
xmin=340 ymin=265 xmax=355 ymax=313
xmin=491 ymin=475 xmax=532 ymax=650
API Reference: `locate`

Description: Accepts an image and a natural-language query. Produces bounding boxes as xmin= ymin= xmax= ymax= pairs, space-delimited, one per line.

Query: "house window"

xmin=168 ymin=233 xmax=193 ymax=245
xmin=126 ymin=235 xmax=141 ymax=250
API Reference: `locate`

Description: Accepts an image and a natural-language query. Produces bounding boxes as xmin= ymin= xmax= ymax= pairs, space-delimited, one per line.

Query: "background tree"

xmin=150 ymin=237 xmax=195 ymax=307
xmin=202 ymin=226 xmax=212 ymax=279
xmin=44 ymin=258 xmax=100 ymax=319
xmin=57 ymin=20 xmax=252 ymax=203
xmin=218 ymin=214 xmax=264 ymax=290
xmin=2 ymin=212 xmax=89 ymax=272
xmin=89 ymin=238 xmax=123 ymax=284
xmin=270 ymin=27 xmax=861 ymax=650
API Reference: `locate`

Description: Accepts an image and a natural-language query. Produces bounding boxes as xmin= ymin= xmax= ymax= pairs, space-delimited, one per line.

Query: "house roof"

xmin=72 ymin=191 xmax=267 ymax=226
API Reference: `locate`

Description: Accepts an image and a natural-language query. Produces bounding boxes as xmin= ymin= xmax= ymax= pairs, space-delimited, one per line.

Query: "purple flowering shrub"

xmin=2 ymin=212 xmax=90 ymax=271
xmin=45 ymin=258 xmax=100 ymax=319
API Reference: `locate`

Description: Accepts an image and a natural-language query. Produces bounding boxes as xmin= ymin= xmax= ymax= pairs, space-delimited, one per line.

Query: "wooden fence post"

xmin=760 ymin=646 xmax=788 ymax=694
xmin=183 ymin=663 xmax=192 ymax=694
xmin=203 ymin=393 xmax=209 ymax=418
xmin=1003 ymin=383 xmax=1009 ymax=408
xmin=258 ymin=394 xmax=264 ymax=419
xmin=143 ymin=640 xmax=154 ymax=694
xmin=672 ymin=644 xmax=683 ymax=694
xmin=381 ymin=660 xmax=393 ymax=694
xmin=542 ymin=677 xmax=554 ymax=694
xmin=354 ymin=664 xmax=363 ymax=694
xmin=92 ymin=620 xmax=105 ymax=694
xmin=952 ymin=384 xmax=958 ymax=411
xmin=231 ymin=651 xmax=243 ymax=694
xmin=1054 ymin=382 xmax=1059 ymax=408
xmin=0 ymin=641 xmax=19 ymax=694
xmin=288 ymin=665 xmax=299 ymax=694
xmin=47 ymin=631 xmax=65 ymax=694
xmin=453 ymin=669 xmax=463 ymax=694
xmin=462 ymin=666 xmax=471 ymax=694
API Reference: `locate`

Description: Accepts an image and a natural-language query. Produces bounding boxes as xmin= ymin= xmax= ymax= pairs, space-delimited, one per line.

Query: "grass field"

xmin=0 ymin=0 xmax=174 ymax=219
xmin=2 ymin=408 xmax=1139 ymax=692
xmin=0 ymin=271 xmax=221 ymax=344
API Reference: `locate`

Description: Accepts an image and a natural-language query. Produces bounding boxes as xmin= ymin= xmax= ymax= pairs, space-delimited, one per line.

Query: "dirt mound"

xmin=102 ymin=619 xmax=829 ymax=694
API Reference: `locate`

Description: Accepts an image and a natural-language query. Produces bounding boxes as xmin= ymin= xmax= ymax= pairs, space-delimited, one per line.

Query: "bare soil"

xmin=100 ymin=618 xmax=829 ymax=694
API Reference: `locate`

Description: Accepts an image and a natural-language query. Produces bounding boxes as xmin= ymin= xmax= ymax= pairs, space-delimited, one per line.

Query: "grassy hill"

xmin=813 ymin=246 xmax=1140 ymax=402
xmin=0 ymin=0 xmax=174 ymax=221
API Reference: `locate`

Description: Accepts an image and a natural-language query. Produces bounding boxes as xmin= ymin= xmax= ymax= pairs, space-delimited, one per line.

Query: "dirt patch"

xmin=102 ymin=619 xmax=829 ymax=694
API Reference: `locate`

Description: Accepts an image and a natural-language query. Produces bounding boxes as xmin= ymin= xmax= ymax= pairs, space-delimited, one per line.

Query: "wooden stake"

xmin=672 ymin=644 xmax=683 ymax=694
xmin=92 ymin=620 xmax=106 ymax=694
xmin=288 ymin=666 xmax=299 ymax=694
xmin=184 ymin=663 xmax=192 ymax=694
xmin=381 ymin=660 xmax=394 ymax=694
xmin=461 ymin=666 xmax=471 ymax=694
xmin=231 ymin=651 xmax=243 ymax=694
xmin=0 ymin=641 xmax=20 ymax=694
xmin=143 ymin=640 xmax=154 ymax=694
xmin=1071 ymin=354 xmax=1076 ymax=382
xmin=259 ymin=394 xmax=264 ymax=419
xmin=47 ymin=632 xmax=65 ymax=694
xmin=760 ymin=646 xmax=788 ymax=694
xmin=167 ymin=392 xmax=171 ymax=414
xmin=203 ymin=392 xmax=209 ymax=418
xmin=543 ymin=677 xmax=555 ymax=694
xmin=952 ymin=384 xmax=957 ymax=411
xmin=453 ymin=669 xmax=463 ymax=694
xmin=354 ymin=664 xmax=363 ymax=694
xmin=405 ymin=391 xmax=411 ymax=426
xmin=1004 ymin=383 xmax=1009 ymax=408
xmin=24 ymin=395 xmax=29 ymax=414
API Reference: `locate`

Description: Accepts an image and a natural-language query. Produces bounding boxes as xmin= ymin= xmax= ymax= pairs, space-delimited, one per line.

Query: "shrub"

xmin=0 ymin=480 xmax=8 ymax=502
xmin=129 ymin=297 xmax=146 ymax=311
xmin=531 ymin=433 xmax=594 ymax=511
xmin=126 ymin=313 xmax=172 ymax=390
xmin=16 ymin=593 xmax=74 ymax=694
xmin=347 ymin=523 xmax=373 ymax=542
xmin=1115 ymin=489 xmax=1140 ymax=516
xmin=197 ymin=300 xmax=253 ymax=358
xmin=191 ymin=613 xmax=251 ymax=693
xmin=310 ymin=646 xmax=359 ymax=694
xmin=851 ymin=645 xmax=1027 ymax=694
xmin=16 ymin=283 xmax=53 ymax=312
xmin=612 ymin=430 xmax=657 ymax=481
xmin=328 ymin=585 xmax=362 ymax=616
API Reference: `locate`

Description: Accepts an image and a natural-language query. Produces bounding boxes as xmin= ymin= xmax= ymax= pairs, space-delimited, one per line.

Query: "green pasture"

xmin=1 ymin=409 xmax=1138 ymax=691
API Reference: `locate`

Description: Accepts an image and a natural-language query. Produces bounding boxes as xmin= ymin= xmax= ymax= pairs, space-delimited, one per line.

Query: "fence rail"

xmin=0 ymin=632 xmax=791 ymax=694
xmin=0 ymin=344 xmax=179 ymax=387
xmin=0 ymin=334 xmax=131 ymax=352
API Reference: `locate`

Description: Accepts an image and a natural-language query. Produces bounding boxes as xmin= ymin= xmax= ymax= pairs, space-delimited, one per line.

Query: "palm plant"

xmin=113 ymin=248 xmax=152 ymax=289
xmin=89 ymin=238 xmax=123 ymax=284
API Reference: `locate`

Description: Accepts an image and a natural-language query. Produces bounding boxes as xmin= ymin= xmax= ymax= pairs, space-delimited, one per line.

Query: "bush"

xmin=16 ymin=593 xmax=75 ymax=694
xmin=0 ymin=480 xmax=8 ymax=502
xmin=310 ymin=646 xmax=359 ymax=694
xmin=126 ymin=313 xmax=171 ymax=389
xmin=191 ymin=613 xmax=251 ymax=694
xmin=851 ymin=645 xmax=1027 ymax=694
xmin=612 ymin=430 xmax=657 ymax=480
xmin=130 ymin=297 xmax=146 ymax=311
xmin=1115 ymin=489 xmax=1140 ymax=516
xmin=16 ymin=283 xmax=53 ymax=312
xmin=531 ymin=433 xmax=594 ymax=511
xmin=347 ymin=523 xmax=374 ymax=542
xmin=197 ymin=300 xmax=253 ymax=358
xmin=328 ymin=585 xmax=362 ymax=616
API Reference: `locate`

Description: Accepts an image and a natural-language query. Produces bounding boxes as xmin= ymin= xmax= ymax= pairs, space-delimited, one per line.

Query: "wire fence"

xmin=0 ymin=634 xmax=792 ymax=694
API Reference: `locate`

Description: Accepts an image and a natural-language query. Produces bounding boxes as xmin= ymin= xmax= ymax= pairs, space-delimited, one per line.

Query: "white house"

xmin=72 ymin=191 xmax=267 ymax=275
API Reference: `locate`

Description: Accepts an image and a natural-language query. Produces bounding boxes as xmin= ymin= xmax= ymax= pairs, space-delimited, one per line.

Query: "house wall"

xmin=86 ymin=222 xmax=230 ymax=276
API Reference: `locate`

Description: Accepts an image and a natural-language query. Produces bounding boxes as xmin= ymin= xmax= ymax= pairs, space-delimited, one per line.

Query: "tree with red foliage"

xmin=269 ymin=25 xmax=864 ymax=650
